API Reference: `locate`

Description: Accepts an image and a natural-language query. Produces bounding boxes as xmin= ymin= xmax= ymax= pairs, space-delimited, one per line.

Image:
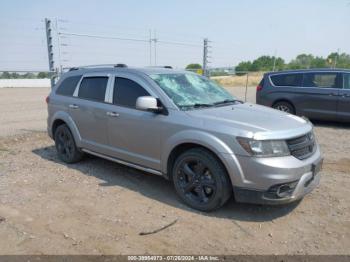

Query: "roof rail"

xmin=64 ymin=64 xmax=128 ymax=71
xmin=114 ymin=63 xmax=128 ymax=68
xmin=147 ymin=66 xmax=173 ymax=69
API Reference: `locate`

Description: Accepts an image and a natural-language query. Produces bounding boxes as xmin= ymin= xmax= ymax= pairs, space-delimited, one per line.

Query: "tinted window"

xmin=344 ymin=74 xmax=350 ymax=89
xmin=270 ymin=74 xmax=302 ymax=87
xmin=56 ymin=75 xmax=82 ymax=96
xmin=303 ymin=73 xmax=339 ymax=88
xmin=113 ymin=78 xmax=150 ymax=108
xmin=78 ymin=77 xmax=108 ymax=102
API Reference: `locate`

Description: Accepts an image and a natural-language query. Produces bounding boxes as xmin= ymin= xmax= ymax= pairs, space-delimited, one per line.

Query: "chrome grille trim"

xmin=287 ymin=132 xmax=315 ymax=160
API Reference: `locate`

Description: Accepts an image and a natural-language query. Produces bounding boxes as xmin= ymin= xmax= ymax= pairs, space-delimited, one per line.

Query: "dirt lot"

xmin=0 ymin=86 xmax=349 ymax=255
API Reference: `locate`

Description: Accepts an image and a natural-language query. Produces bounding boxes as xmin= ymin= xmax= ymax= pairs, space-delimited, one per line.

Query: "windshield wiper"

xmin=180 ymin=103 xmax=214 ymax=110
xmin=213 ymin=99 xmax=243 ymax=107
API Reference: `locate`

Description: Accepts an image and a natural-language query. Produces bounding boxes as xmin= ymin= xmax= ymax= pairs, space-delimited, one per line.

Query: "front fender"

xmin=49 ymin=111 xmax=82 ymax=148
xmin=161 ymin=130 xmax=245 ymax=186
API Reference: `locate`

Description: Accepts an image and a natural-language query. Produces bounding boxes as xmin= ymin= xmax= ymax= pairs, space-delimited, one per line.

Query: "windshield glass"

xmin=150 ymin=73 xmax=237 ymax=110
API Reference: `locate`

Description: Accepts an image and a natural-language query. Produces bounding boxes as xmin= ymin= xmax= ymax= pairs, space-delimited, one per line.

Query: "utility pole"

xmin=272 ymin=49 xmax=277 ymax=71
xmin=55 ymin=18 xmax=62 ymax=77
xmin=45 ymin=18 xmax=55 ymax=88
xmin=149 ymin=30 xmax=152 ymax=66
xmin=153 ymin=30 xmax=157 ymax=66
xmin=334 ymin=48 xmax=340 ymax=68
xmin=202 ymin=38 xmax=210 ymax=77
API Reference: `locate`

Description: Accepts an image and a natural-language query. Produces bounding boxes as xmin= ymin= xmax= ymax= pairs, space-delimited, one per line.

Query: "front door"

xmin=338 ymin=73 xmax=350 ymax=121
xmin=106 ymin=75 xmax=163 ymax=171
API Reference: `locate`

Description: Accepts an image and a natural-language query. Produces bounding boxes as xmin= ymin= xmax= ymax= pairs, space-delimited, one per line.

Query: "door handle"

xmin=106 ymin=111 xmax=120 ymax=117
xmin=69 ymin=104 xmax=79 ymax=109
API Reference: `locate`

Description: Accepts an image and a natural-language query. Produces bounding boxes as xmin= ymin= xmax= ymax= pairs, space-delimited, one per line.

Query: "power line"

xmin=58 ymin=32 xmax=150 ymax=43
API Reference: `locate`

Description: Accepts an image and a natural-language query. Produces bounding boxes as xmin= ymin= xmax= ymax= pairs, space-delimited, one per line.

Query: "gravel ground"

xmin=0 ymin=86 xmax=349 ymax=255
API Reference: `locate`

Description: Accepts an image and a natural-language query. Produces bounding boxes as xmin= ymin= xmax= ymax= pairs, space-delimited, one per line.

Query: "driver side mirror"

xmin=136 ymin=96 xmax=164 ymax=114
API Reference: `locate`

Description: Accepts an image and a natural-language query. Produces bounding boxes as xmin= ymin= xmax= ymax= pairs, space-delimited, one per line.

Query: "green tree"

xmin=288 ymin=54 xmax=314 ymax=69
xmin=185 ymin=63 xmax=202 ymax=70
xmin=251 ymin=56 xmax=285 ymax=71
xmin=310 ymin=56 xmax=327 ymax=68
xmin=235 ymin=61 xmax=252 ymax=74
xmin=37 ymin=72 xmax=49 ymax=78
xmin=23 ymin=73 xmax=36 ymax=79
xmin=1 ymin=72 xmax=11 ymax=79
xmin=327 ymin=52 xmax=350 ymax=68
xmin=10 ymin=73 xmax=20 ymax=79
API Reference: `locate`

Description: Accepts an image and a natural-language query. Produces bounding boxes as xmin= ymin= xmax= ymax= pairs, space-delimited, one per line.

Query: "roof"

xmin=265 ymin=68 xmax=350 ymax=75
xmin=64 ymin=65 xmax=190 ymax=78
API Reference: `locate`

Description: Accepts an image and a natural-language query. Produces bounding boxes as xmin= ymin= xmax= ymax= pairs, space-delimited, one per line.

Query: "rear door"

xmin=338 ymin=73 xmax=350 ymax=121
xmin=298 ymin=72 xmax=341 ymax=120
xmin=69 ymin=74 xmax=112 ymax=151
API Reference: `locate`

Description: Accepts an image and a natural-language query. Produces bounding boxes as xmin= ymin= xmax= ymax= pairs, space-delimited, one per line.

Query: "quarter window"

xmin=303 ymin=73 xmax=339 ymax=88
xmin=270 ymin=74 xmax=302 ymax=87
xmin=113 ymin=77 xmax=150 ymax=108
xmin=344 ymin=74 xmax=350 ymax=89
xmin=78 ymin=77 xmax=108 ymax=102
xmin=56 ymin=75 xmax=82 ymax=96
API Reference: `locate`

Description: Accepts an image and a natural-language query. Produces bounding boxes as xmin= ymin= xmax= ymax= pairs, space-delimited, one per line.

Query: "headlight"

xmin=237 ymin=137 xmax=290 ymax=157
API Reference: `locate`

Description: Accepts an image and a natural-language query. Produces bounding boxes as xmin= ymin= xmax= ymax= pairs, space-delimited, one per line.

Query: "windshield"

xmin=150 ymin=73 xmax=237 ymax=110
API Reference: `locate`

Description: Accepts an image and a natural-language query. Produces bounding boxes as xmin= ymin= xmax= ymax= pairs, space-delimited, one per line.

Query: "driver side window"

xmin=113 ymin=77 xmax=150 ymax=108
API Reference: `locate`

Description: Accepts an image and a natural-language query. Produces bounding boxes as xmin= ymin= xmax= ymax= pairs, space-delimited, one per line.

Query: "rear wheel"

xmin=172 ymin=148 xmax=232 ymax=212
xmin=273 ymin=101 xmax=295 ymax=114
xmin=54 ymin=124 xmax=83 ymax=163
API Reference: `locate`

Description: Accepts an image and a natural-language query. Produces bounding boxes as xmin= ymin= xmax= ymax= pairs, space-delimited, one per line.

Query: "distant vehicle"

xmin=256 ymin=69 xmax=350 ymax=122
xmin=47 ymin=65 xmax=323 ymax=211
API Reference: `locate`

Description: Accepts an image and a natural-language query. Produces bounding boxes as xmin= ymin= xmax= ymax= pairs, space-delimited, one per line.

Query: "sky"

xmin=0 ymin=0 xmax=349 ymax=71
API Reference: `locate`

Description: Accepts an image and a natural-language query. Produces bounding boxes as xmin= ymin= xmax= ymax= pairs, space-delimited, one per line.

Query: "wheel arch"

xmin=162 ymin=130 xmax=235 ymax=183
xmin=50 ymin=111 xmax=82 ymax=147
xmin=272 ymin=99 xmax=296 ymax=113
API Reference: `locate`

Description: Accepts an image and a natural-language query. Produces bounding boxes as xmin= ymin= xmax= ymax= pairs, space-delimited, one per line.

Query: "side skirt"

xmin=81 ymin=148 xmax=164 ymax=177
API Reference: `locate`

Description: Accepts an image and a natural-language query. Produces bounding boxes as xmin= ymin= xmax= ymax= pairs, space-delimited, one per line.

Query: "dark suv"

xmin=256 ymin=69 xmax=350 ymax=122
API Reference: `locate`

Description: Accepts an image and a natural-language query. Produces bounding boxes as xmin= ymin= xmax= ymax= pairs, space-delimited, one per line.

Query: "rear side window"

xmin=303 ymin=73 xmax=339 ymax=88
xmin=344 ymin=73 xmax=350 ymax=89
xmin=270 ymin=74 xmax=302 ymax=87
xmin=113 ymin=77 xmax=150 ymax=108
xmin=56 ymin=75 xmax=82 ymax=96
xmin=78 ymin=77 xmax=108 ymax=102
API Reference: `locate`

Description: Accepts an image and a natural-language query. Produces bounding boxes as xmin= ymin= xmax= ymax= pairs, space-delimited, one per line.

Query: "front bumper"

xmin=233 ymin=158 xmax=322 ymax=204
xmin=220 ymin=145 xmax=323 ymax=205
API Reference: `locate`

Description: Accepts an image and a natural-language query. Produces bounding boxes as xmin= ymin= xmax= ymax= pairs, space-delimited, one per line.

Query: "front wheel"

xmin=273 ymin=101 xmax=295 ymax=114
xmin=54 ymin=124 xmax=83 ymax=163
xmin=172 ymin=148 xmax=232 ymax=212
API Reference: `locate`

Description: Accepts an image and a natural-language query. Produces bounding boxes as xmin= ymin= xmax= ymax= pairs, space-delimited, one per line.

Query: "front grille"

xmin=287 ymin=132 xmax=315 ymax=160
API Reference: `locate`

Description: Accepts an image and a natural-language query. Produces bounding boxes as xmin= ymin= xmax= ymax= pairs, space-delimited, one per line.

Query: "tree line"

xmin=0 ymin=72 xmax=50 ymax=79
xmin=235 ymin=52 xmax=350 ymax=72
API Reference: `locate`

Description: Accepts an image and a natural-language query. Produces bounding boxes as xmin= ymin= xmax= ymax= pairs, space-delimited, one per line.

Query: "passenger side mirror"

xmin=136 ymin=96 xmax=163 ymax=113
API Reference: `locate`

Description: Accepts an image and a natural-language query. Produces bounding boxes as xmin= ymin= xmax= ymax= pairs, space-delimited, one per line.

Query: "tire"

xmin=172 ymin=148 xmax=232 ymax=212
xmin=273 ymin=101 xmax=295 ymax=114
xmin=54 ymin=124 xmax=83 ymax=163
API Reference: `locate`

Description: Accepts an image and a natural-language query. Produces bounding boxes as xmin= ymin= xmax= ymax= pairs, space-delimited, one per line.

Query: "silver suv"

xmin=47 ymin=65 xmax=323 ymax=211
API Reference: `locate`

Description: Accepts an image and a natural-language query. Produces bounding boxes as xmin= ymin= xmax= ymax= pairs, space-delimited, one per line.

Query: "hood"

xmin=185 ymin=103 xmax=313 ymax=140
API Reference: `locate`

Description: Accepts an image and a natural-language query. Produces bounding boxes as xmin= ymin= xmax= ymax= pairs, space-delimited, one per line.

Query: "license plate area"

xmin=305 ymin=159 xmax=323 ymax=187
xmin=312 ymin=158 xmax=323 ymax=175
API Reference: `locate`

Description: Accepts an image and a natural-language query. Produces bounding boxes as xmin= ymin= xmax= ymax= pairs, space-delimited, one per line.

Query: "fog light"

xmin=266 ymin=181 xmax=298 ymax=199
